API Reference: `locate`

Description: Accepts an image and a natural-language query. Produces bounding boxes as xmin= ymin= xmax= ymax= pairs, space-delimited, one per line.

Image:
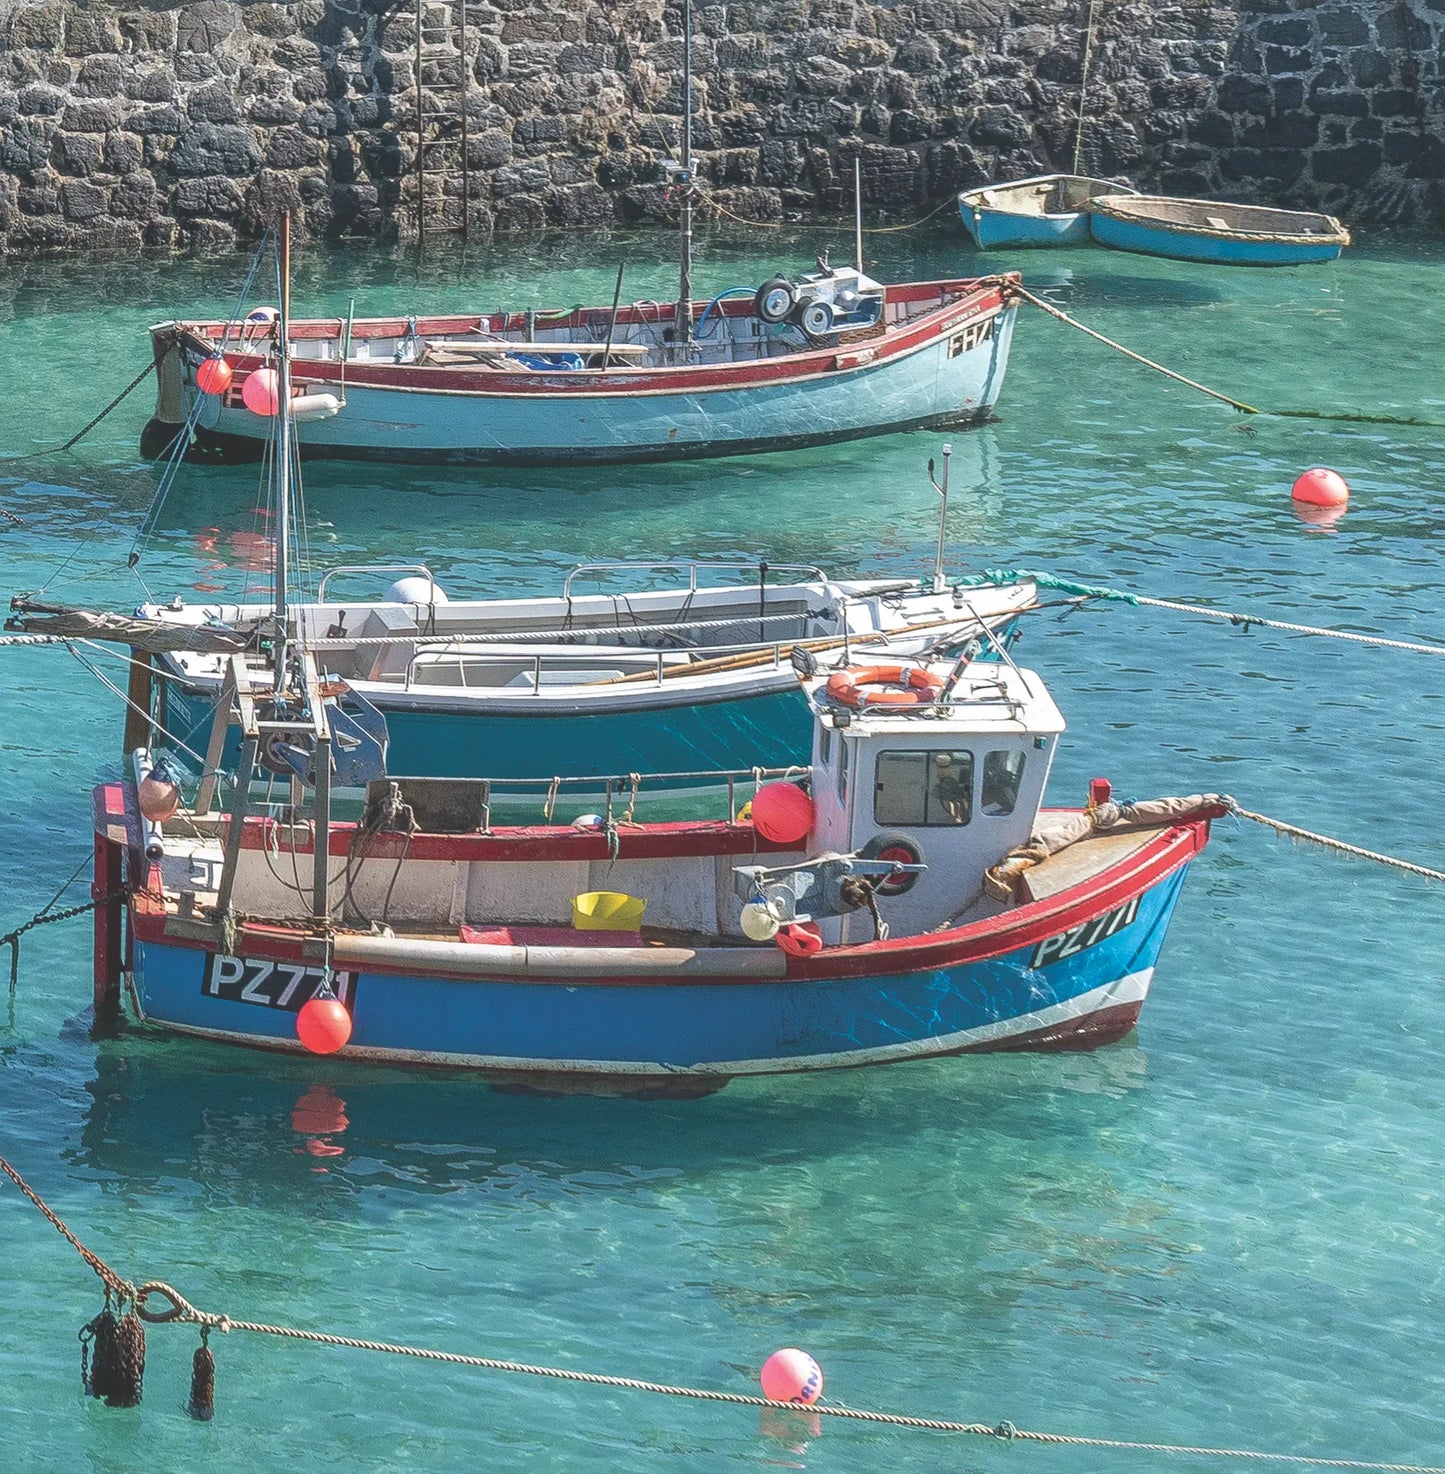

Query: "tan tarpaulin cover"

xmin=984 ymin=794 xmax=1233 ymax=901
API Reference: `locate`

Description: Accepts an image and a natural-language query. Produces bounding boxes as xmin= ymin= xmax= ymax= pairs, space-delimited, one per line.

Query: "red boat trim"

xmin=108 ymin=768 xmax=1213 ymax=989
xmin=156 ymin=277 xmax=1016 ymax=402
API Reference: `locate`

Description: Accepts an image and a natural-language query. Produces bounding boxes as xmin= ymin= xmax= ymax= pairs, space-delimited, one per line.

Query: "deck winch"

xmin=733 ymin=851 xmax=926 ymax=927
xmin=754 ymin=261 xmax=885 ymax=341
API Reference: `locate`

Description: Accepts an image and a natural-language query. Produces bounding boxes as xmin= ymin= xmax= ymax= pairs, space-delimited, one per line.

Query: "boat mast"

xmin=672 ymin=0 xmax=694 ymax=358
xmin=274 ymin=212 xmax=293 ymax=689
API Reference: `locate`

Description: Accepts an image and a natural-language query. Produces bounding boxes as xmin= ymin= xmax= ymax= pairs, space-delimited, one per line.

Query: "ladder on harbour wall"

xmin=411 ymin=0 xmax=473 ymax=244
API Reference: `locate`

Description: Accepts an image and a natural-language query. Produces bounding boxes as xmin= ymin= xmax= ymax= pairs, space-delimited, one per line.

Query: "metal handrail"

xmin=562 ymin=560 xmax=829 ymax=599
xmin=317 ymin=564 xmax=438 ymax=603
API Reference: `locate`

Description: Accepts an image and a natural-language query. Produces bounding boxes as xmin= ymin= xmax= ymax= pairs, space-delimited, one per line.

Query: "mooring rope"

xmin=1012 ymin=287 xmax=1445 ymax=428
xmin=1072 ymin=0 xmax=1101 ymax=174
xmin=1010 ymin=285 xmax=1260 ymax=412
xmin=958 ymin=570 xmax=1445 ymax=659
xmin=0 ymin=1153 xmax=1440 ymax=1469
xmin=1230 ymin=806 xmax=1445 ymax=884
xmin=696 ymin=186 xmax=959 ymax=236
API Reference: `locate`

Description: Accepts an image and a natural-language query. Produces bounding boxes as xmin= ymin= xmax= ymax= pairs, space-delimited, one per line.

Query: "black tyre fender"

xmin=858 ymin=833 xmax=925 ymax=897
xmin=755 ymin=276 xmax=797 ymax=324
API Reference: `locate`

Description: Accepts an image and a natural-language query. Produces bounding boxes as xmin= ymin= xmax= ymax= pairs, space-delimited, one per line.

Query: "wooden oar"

xmin=592 ymin=610 xmax=1014 ymax=687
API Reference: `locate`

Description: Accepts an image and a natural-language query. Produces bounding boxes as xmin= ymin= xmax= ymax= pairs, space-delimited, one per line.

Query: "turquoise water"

xmin=2 ymin=225 xmax=1444 ymax=1471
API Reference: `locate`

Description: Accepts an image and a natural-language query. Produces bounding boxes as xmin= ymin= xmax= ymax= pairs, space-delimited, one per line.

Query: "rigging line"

xmin=959 ymin=570 xmax=1445 ymax=657
xmin=66 ymin=643 xmax=214 ymax=769
xmin=1072 ymin=0 xmax=1101 ymax=174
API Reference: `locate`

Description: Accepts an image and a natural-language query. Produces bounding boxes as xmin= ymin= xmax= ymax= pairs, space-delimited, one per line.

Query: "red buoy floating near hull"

xmin=297 ymin=996 xmax=352 ymax=1054
xmin=195 ymin=357 xmax=233 ymax=396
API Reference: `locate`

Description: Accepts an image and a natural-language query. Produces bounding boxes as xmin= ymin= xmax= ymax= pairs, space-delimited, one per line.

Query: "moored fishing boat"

xmin=141 ymin=268 xmax=1020 ymax=466
xmin=1087 ymin=195 xmax=1351 ymax=266
xmin=93 ymin=645 xmax=1226 ymax=1096
xmin=957 ymin=174 xmax=1137 ymax=250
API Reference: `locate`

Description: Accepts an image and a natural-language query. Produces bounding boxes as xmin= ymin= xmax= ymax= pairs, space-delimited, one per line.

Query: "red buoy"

xmin=760 ymin=1348 xmax=823 ymax=1405
xmin=1291 ymin=467 xmax=1349 ymax=508
xmin=296 ymin=996 xmax=352 ymax=1055
xmin=241 ymin=367 xmax=281 ymax=416
xmin=195 ymin=357 xmax=233 ymax=396
xmin=750 ymin=782 xmax=814 ymax=844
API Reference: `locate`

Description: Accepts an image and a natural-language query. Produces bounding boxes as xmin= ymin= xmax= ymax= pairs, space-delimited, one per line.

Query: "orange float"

xmin=824 ymin=664 xmax=945 ymax=710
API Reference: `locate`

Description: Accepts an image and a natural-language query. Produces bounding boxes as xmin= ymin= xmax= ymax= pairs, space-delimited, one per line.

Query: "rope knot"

xmin=991 ymin=1420 xmax=1018 ymax=1441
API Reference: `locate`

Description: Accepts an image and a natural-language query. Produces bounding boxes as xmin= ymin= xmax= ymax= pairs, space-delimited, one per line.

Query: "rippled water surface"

xmin=1 ymin=223 xmax=1442 ymax=1473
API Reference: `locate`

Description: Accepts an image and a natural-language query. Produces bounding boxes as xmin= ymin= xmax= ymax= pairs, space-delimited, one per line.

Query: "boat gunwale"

xmin=957 ymin=173 xmax=1138 ymax=222
xmin=106 ymin=777 xmax=1219 ymax=985
xmin=147 ymin=275 xmax=1017 ymax=401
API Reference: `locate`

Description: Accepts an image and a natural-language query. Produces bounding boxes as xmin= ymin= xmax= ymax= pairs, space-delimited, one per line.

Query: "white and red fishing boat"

xmin=142 ymin=266 xmax=1019 ymax=466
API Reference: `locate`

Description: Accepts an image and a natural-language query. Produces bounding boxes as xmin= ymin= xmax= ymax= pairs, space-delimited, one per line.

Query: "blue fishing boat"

xmin=957 ymin=174 xmax=1137 ymax=250
xmin=94 ymin=648 xmax=1225 ymax=1096
xmin=1087 ymin=195 xmax=1351 ymax=266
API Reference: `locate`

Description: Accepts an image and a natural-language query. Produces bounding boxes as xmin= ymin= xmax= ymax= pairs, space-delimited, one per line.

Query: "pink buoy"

xmin=296 ymin=996 xmax=352 ymax=1055
xmin=241 ymin=367 xmax=281 ymax=416
xmin=750 ymin=782 xmax=814 ymax=844
xmin=195 ymin=357 xmax=233 ymax=396
xmin=760 ymin=1348 xmax=823 ymax=1405
xmin=1291 ymin=467 xmax=1349 ymax=508
xmin=137 ymin=774 xmax=180 ymax=823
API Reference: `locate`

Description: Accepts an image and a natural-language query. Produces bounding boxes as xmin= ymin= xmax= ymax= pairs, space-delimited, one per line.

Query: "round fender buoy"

xmin=195 ymin=357 xmax=233 ymax=396
xmin=385 ymin=576 xmax=449 ymax=605
xmin=1291 ymin=467 xmax=1349 ymax=507
xmin=760 ymin=1348 xmax=823 ymax=1405
xmin=751 ymin=782 xmax=814 ymax=844
xmin=740 ymin=899 xmax=782 ymax=941
xmin=859 ymin=832 xmax=924 ymax=897
xmin=138 ymin=770 xmax=181 ymax=822
xmin=297 ymin=996 xmax=352 ymax=1055
xmin=241 ymin=367 xmax=281 ymax=416
xmin=245 ymin=306 xmax=279 ymax=324
xmin=572 ymin=813 xmax=604 ymax=830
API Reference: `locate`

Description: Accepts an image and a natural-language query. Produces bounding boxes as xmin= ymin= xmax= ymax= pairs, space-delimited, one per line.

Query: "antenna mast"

xmin=274 ymin=212 xmax=293 ymax=686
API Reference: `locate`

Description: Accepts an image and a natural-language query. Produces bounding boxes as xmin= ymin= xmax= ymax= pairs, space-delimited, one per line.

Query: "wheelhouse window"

xmin=874 ymin=749 xmax=975 ymax=827
xmin=836 ymin=736 xmax=850 ymax=806
xmin=981 ymin=749 xmax=1027 ymax=816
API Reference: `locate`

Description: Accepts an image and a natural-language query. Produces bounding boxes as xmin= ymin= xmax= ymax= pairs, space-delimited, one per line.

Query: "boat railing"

xmin=561 ymin=560 xmax=829 ymax=598
xmin=397 ymin=615 xmax=984 ymax=692
xmin=317 ymin=564 xmax=440 ymax=604
xmin=376 ymin=763 xmax=812 ymax=832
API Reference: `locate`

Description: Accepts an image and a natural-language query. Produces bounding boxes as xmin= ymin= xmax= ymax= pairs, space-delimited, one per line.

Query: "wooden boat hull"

xmin=1088 ymin=195 xmax=1350 ymax=266
xmin=144 ymin=279 xmax=1017 ymax=467
xmin=103 ymin=786 xmax=1211 ymax=1095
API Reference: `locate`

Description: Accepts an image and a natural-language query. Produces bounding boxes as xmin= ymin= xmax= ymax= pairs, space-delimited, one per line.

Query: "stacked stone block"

xmin=0 ymin=0 xmax=1438 ymax=255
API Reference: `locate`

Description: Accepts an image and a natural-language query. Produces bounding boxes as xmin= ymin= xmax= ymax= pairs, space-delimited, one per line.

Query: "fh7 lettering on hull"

xmin=203 ymin=955 xmax=356 ymax=1011
xmin=1031 ymin=897 xmax=1141 ymax=970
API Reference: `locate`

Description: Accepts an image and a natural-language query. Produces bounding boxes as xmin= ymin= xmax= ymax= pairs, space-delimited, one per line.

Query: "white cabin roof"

xmin=806 ymin=658 xmax=1065 ymax=739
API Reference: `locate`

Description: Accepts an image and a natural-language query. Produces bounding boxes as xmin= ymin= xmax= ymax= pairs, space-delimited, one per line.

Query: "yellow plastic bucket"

xmin=571 ymin=891 xmax=647 ymax=931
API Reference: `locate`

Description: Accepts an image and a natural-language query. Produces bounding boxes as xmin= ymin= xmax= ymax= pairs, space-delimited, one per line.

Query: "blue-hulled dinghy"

xmin=1087 ymin=195 xmax=1351 ymax=265
xmin=957 ymin=174 xmax=1138 ymax=250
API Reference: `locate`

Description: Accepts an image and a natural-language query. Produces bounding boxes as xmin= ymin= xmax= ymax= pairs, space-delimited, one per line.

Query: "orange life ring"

xmin=824 ymin=664 xmax=945 ymax=710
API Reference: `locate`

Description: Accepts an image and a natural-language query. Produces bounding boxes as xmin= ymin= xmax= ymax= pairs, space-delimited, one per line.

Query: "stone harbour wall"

xmin=0 ymin=0 xmax=1439 ymax=256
